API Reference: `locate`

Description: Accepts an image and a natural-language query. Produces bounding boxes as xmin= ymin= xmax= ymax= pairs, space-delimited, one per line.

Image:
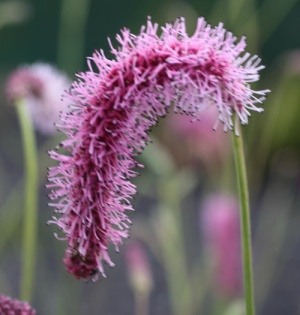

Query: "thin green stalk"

xmin=141 ymin=140 xmax=193 ymax=315
xmin=158 ymin=176 xmax=192 ymax=315
xmin=231 ymin=122 xmax=255 ymax=315
xmin=15 ymin=99 xmax=38 ymax=302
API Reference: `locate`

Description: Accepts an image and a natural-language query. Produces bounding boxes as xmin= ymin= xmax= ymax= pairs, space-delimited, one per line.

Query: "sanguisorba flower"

xmin=48 ymin=17 xmax=269 ymax=280
xmin=0 ymin=294 xmax=36 ymax=315
xmin=5 ymin=63 xmax=70 ymax=135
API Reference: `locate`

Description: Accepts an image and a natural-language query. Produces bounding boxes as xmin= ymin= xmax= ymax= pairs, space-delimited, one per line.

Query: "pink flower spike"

xmin=0 ymin=294 xmax=36 ymax=315
xmin=47 ymin=17 xmax=269 ymax=280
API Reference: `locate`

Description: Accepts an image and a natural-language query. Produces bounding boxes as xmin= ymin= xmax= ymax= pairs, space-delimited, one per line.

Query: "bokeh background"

xmin=1 ymin=0 xmax=300 ymax=314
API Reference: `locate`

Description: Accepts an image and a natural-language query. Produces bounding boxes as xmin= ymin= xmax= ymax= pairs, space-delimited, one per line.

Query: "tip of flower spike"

xmin=91 ymin=273 xmax=100 ymax=282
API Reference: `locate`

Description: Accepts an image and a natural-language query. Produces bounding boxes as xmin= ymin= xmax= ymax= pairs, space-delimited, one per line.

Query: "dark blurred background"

xmin=1 ymin=0 xmax=300 ymax=314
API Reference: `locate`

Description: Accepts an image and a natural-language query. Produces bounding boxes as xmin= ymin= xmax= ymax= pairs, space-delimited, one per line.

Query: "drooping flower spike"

xmin=48 ymin=17 xmax=269 ymax=280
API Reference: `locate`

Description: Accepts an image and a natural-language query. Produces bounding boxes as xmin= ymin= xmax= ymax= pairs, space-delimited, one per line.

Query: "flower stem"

xmin=158 ymin=175 xmax=192 ymax=315
xmin=231 ymin=121 xmax=255 ymax=315
xmin=15 ymin=99 xmax=38 ymax=302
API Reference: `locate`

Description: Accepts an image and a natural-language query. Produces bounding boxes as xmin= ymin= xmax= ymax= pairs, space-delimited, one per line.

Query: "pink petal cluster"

xmin=0 ymin=294 xmax=36 ymax=315
xmin=201 ymin=194 xmax=242 ymax=297
xmin=48 ymin=17 xmax=268 ymax=279
xmin=5 ymin=63 xmax=70 ymax=135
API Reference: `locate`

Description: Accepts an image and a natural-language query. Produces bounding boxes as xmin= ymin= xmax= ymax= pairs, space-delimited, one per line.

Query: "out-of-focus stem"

xmin=142 ymin=139 xmax=192 ymax=315
xmin=16 ymin=99 xmax=38 ymax=302
xmin=157 ymin=173 xmax=193 ymax=315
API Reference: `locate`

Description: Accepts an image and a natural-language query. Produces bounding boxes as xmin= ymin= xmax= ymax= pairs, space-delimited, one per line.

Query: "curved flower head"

xmin=48 ymin=17 xmax=269 ymax=279
xmin=5 ymin=63 xmax=70 ymax=135
xmin=0 ymin=294 xmax=36 ymax=315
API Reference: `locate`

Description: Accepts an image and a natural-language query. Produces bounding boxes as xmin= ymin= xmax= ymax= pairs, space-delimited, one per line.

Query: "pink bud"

xmin=125 ymin=242 xmax=153 ymax=295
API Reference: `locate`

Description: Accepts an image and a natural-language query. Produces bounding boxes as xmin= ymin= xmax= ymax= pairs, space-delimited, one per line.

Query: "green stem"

xmin=15 ymin=99 xmax=39 ymax=302
xmin=231 ymin=122 xmax=255 ymax=315
xmin=158 ymin=176 xmax=192 ymax=315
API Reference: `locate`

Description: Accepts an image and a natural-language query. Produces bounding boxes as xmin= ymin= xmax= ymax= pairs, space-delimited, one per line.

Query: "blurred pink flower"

xmin=0 ymin=294 xmax=36 ymax=315
xmin=47 ymin=17 xmax=268 ymax=279
xmin=201 ymin=194 xmax=242 ymax=297
xmin=5 ymin=63 xmax=70 ymax=135
xmin=167 ymin=106 xmax=230 ymax=167
xmin=125 ymin=242 xmax=153 ymax=294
